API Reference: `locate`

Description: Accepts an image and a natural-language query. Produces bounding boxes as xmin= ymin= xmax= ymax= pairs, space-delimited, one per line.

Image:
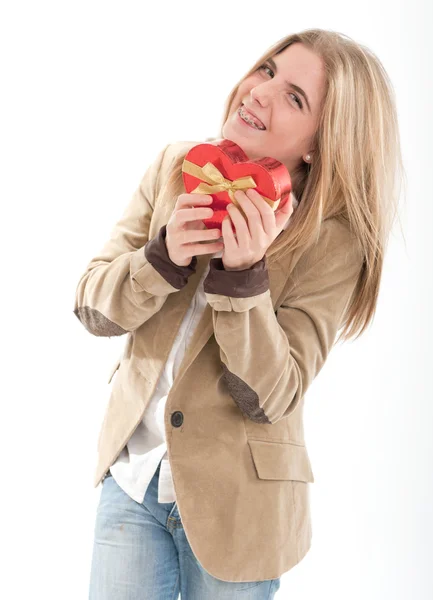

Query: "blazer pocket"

xmin=247 ymin=439 xmax=314 ymax=483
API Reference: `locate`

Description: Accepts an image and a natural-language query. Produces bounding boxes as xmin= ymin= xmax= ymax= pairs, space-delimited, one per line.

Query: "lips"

xmin=241 ymin=103 xmax=266 ymax=129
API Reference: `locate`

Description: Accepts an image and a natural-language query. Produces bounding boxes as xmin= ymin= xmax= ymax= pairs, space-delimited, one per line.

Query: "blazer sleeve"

xmin=202 ymin=219 xmax=364 ymax=425
xmin=73 ymin=143 xmax=198 ymax=337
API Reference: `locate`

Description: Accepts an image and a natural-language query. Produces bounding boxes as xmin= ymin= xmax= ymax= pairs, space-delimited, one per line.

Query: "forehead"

xmin=275 ymin=43 xmax=324 ymax=76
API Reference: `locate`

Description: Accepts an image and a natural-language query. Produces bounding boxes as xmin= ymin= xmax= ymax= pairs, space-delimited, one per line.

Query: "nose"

xmin=250 ymin=83 xmax=283 ymax=107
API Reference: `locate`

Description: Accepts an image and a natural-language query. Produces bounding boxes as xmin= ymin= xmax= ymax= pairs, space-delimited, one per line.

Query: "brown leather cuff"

xmin=203 ymin=256 xmax=269 ymax=298
xmin=144 ymin=224 xmax=198 ymax=290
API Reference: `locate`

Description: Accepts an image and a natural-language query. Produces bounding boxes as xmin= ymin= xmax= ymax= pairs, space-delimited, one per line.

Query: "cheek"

xmin=271 ymin=115 xmax=305 ymax=148
xmin=236 ymin=75 xmax=261 ymax=99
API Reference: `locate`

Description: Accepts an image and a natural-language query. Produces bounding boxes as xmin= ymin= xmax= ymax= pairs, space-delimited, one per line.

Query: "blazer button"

xmin=171 ymin=411 xmax=184 ymax=427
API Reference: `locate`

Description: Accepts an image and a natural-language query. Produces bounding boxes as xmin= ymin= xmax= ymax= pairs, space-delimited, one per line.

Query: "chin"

xmin=221 ymin=125 xmax=250 ymax=157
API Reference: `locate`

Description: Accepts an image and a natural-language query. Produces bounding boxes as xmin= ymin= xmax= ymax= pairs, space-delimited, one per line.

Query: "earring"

xmin=305 ymin=154 xmax=311 ymax=162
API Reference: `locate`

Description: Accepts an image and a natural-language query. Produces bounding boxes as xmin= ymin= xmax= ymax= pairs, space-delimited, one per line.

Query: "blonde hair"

xmin=163 ymin=28 xmax=407 ymax=342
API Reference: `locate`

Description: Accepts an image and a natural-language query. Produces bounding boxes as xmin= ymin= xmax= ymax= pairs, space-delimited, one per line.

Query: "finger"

xmin=274 ymin=194 xmax=294 ymax=230
xmin=185 ymin=241 xmax=225 ymax=256
xmin=178 ymin=193 xmax=212 ymax=208
xmin=222 ymin=213 xmax=238 ymax=249
xmin=227 ymin=194 xmax=251 ymax=245
xmin=243 ymin=188 xmax=275 ymax=236
xmin=245 ymin=188 xmax=275 ymax=218
xmin=180 ymin=227 xmax=222 ymax=244
xmin=177 ymin=205 xmax=214 ymax=225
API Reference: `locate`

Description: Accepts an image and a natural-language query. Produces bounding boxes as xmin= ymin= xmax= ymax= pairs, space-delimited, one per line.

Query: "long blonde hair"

xmin=163 ymin=28 xmax=406 ymax=342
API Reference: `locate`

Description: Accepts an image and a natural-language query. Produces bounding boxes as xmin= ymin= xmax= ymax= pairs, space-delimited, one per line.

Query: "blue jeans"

xmin=89 ymin=460 xmax=281 ymax=599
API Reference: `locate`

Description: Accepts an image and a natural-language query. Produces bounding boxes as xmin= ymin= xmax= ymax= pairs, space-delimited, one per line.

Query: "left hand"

xmin=220 ymin=188 xmax=294 ymax=271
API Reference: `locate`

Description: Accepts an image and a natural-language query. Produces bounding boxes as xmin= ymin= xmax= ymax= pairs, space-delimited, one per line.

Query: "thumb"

xmin=274 ymin=193 xmax=294 ymax=229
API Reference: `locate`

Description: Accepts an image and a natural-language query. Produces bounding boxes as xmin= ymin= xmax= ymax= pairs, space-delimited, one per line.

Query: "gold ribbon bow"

xmin=182 ymin=159 xmax=276 ymax=211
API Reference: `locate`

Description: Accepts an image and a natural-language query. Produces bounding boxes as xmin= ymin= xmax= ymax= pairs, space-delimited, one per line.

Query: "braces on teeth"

xmin=239 ymin=105 xmax=265 ymax=129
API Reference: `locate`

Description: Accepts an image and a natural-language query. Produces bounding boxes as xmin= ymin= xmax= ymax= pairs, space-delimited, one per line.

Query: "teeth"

xmin=239 ymin=106 xmax=264 ymax=129
xmin=238 ymin=105 xmax=265 ymax=130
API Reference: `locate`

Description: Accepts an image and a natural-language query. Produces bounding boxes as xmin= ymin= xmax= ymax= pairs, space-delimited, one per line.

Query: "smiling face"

xmin=222 ymin=43 xmax=326 ymax=176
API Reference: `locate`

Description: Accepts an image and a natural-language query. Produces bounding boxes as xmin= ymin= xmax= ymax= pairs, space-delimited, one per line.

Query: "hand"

xmin=221 ymin=188 xmax=294 ymax=271
xmin=165 ymin=193 xmax=224 ymax=267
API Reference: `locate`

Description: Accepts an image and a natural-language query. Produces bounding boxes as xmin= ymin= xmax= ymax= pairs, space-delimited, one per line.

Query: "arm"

xmin=73 ymin=144 xmax=198 ymax=337
xmin=202 ymin=219 xmax=364 ymax=425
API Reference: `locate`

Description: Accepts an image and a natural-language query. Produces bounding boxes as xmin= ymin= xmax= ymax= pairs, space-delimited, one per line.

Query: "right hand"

xmin=165 ymin=193 xmax=224 ymax=267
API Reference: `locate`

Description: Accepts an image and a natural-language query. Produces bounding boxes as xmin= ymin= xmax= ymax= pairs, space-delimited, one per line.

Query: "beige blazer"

xmin=73 ymin=140 xmax=364 ymax=583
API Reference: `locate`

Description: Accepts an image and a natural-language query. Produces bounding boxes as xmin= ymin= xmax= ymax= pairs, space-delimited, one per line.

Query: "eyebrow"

xmin=267 ymin=57 xmax=312 ymax=114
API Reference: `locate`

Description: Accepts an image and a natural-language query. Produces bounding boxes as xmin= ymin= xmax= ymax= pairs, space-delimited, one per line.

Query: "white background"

xmin=1 ymin=1 xmax=431 ymax=598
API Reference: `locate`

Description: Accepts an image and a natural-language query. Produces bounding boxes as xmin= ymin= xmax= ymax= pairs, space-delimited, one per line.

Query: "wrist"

xmin=144 ymin=224 xmax=197 ymax=289
xmin=203 ymin=255 xmax=269 ymax=297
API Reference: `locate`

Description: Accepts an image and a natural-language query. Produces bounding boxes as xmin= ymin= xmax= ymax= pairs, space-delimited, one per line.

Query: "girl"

xmin=75 ymin=28 xmax=404 ymax=600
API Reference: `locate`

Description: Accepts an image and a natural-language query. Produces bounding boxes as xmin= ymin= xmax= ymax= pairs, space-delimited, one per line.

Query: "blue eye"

xmin=258 ymin=63 xmax=303 ymax=109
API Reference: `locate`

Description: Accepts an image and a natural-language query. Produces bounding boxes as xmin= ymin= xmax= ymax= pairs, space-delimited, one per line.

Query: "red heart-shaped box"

xmin=181 ymin=138 xmax=292 ymax=232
